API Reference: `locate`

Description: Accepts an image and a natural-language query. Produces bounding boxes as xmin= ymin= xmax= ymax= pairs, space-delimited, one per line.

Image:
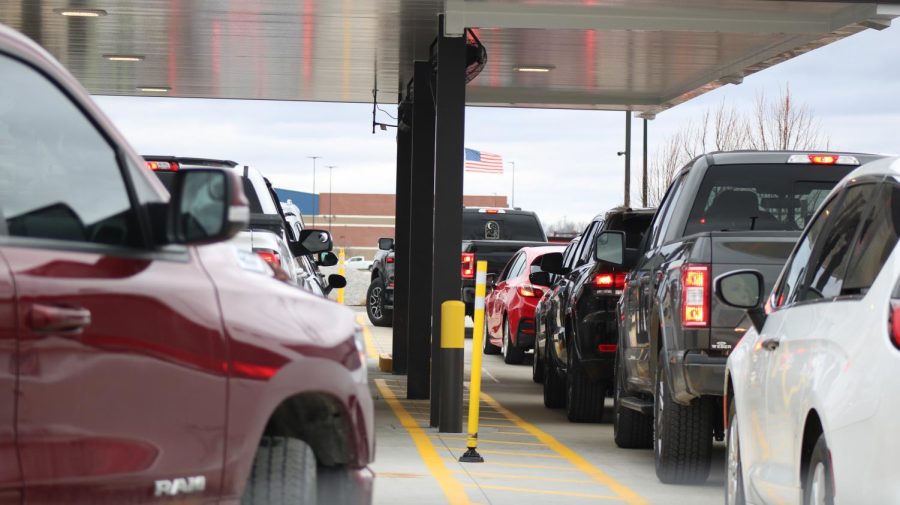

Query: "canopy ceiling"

xmin=1 ymin=1 xmax=896 ymax=115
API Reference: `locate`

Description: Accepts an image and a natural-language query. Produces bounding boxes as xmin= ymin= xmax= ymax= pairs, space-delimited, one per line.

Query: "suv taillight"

xmin=593 ymin=272 xmax=626 ymax=290
xmin=890 ymin=301 xmax=900 ymax=349
xmin=255 ymin=249 xmax=281 ymax=269
xmin=461 ymin=252 xmax=475 ymax=279
xmin=682 ymin=264 xmax=709 ymax=328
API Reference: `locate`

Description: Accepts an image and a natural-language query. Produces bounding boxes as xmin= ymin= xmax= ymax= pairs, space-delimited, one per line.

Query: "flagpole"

xmin=507 ymin=161 xmax=515 ymax=208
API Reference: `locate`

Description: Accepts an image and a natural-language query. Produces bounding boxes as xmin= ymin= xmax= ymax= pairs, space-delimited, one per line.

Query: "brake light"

xmin=255 ymin=250 xmax=281 ymax=269
xmin=890 ymin=301 xmax=900 ymax=349
xmin=787 ymin=154 xmax=860 ymax=166
xmin=517 ymin=285 xmax=543 ymax=298
xmin=593 ymin=272 xmax=626 ymax=289
xmin=682 ymin=264 xmax=709 ymax=328
xmin=461 ymin=252 xmax=475 ymax=279
xmin=146 ymin=160 xmax=179 ymax=171
xmin=597 ymin=344 xmax=617 ymax=353
xmin=485 ymin=208 xmax=499 ymax=214
xmin=386 ymin=256 xmax=395 ymax=263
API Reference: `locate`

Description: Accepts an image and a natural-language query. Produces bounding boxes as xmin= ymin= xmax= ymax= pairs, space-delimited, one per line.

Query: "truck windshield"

xmin=462 ymin=213 xmax=547 ymax=241
xmin=684 ymin=164 xmax=854 ymax=235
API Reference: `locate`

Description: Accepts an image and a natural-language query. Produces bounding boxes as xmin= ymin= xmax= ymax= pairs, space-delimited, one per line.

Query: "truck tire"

xmin=803 ymin=435 xmax=834 ymax=505
xmin=565 ymin=346 xmax=604 ymax=423
xmin=613 ymin=351 xmax=653 ymax=448
xmin=653 ymin=355 xmax=713 ymax=484
xmin=543 ymin=346 xmax=565 ymax=408
xmin=241 ymin=436 xmax=316 ymax=505
xmin=366 ymin=279 xmax=392 ymax=327
xmin=483 ymin=315 xmax=501 ymax=355
xmin=502 ymin=317 xmax=525 ymax=365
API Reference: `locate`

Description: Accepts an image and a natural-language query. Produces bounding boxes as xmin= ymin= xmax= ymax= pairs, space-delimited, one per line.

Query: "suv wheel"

xmin=565 ymin=341 xmax=604 ymax=423
xmin=501 ymin=317 xmax=525 ymax=365
xmin=543 ymin=344 xmax=565 ymax=408
xmin=482 ymin=315 xmax=501 ymax=355
xmin=242 ymin=436 xmax=316 ymax=505
xmin=532 ymin=339 xmax=544 ymax=383
xmin=366 ymin=279 xmax=392 ymax=327
xmin=613 ymin=349 xmax=652 ymax=448
xmin=725 ymin=399 xmax=746 ymax=505
xmin=653 ymin=354 xmax=713 ymax=484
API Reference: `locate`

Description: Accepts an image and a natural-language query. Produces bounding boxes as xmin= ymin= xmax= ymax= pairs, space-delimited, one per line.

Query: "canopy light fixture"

xmin=53 ymin=8 xmax=108 ymax=17
xmin=136 ymin=86 xmax=170 ymax=93
xmin=104 ymin=54 xmax=144 ymax=62
xmin=514 ymin=65 xmax=554 ymax=73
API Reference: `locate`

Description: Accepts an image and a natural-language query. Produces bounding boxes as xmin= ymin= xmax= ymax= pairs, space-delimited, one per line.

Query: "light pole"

xmin=326 ymin=165 xmax=336 ymax=234
xmin=308 ymin=156 xmax=320 ymax=226
xmin=507 ymin=161 xmax=516 ymax=208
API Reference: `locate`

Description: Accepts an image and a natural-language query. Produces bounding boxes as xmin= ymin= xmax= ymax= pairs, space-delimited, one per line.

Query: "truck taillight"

xmin=386 ymin=256 xmax=394 ymax=263
xmin=461 ymin=252 xmax=475 ymax=279
xmin=255 ymin=249 xmax=281 ymax=270
xmin=890 ymin=301 xmax=900 ymax=349
xmin=593 ymin=272 xmax=626 ymax=289
xmin=146 ymin=160 xmax=178 ymax=171
xmin=682 ymin=264 xmax=709 ymax=328
xmin=517 ymin=285 xmax=543 ymax=298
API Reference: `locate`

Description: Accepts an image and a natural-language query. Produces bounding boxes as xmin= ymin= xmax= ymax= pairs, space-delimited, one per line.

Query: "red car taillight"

xmin=593 ymin=272 xmax=626 ymax=289
xmin=461 ymin=252 xmax=475 ymax=279
xmin=890 ymin=300 xmax=900 ymax=349
xmin=682 ymin=264 xmax=710 ymax=328
xmin=517 ymin=285 xmax=543 ymax=298
xmin=255 ymin=250 xmax=281 ymax=270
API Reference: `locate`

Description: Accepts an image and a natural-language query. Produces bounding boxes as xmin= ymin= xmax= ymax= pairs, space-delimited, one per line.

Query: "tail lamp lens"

xmin=145 ymin=160 xmax=178 ymax=171
xmin=682 ymin=264 xmax=710 ymax=328
xmin=386 ymin=256 xmax=395 ymax=263
xmin=461 ymin=252 xmax=475 ymax=279
xmin=890 ymin=301 xmax=900 ymax=349
xmin=256 ymin=250 xmax=281 ymax=270
xmin=517 ymin=285 xmax=543 ymax=298
xmin=593 ymin=272 xmax=626 ymax=289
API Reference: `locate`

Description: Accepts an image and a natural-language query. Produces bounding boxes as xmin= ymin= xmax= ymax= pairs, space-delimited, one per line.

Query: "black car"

xmin=533 ymin=208 xmax=654 ymax=422
xmin=366 ymin=237 xmax=395 ymax=326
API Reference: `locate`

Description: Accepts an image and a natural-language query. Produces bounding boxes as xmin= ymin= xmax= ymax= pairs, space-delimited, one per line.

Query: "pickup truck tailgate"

xmin=464 ymin=240 xmax=548 ymax=273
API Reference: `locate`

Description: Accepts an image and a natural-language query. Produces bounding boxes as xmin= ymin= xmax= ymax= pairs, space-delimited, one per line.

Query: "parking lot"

xmin=361 ymin=312 xmax=723 ymax=505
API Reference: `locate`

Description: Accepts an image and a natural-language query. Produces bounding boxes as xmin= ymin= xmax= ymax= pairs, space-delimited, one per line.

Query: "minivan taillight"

xmin=682 ymin=264 xmax=709 ymax=328
xmin=461 ymin=252 xmax=475 ymax=279
xmin=593 ymin=272 xmax=626 ymax=290
xmin=255 ymin=249 xmax=281 ymax=270
xmin=890 ymin=300 xmax=900 ymax=349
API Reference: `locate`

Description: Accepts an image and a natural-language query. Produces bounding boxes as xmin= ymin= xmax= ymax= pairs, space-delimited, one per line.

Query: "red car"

xmin=483 ymin=246 xmax=565 ymax=364
xmin=0 ymin=24 xmax=372 ymax=504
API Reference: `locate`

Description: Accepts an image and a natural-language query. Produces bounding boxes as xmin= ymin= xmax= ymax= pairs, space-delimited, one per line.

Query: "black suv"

xmin=533 ymin=208 xmax=654 ymax=422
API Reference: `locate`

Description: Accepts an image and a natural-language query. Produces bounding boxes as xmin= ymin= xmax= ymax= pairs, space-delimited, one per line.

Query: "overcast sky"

xmin=95 ymin=23 xmax=900 ymax=228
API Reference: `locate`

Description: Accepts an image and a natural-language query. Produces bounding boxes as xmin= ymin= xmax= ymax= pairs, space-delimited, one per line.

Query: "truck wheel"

xmin=502 ymin=317 xmax=525 ymax=365
xmin=241 ymin=436 xmax=316 ymax=505
xmin=543 ymin=346 xmax=565 ymax=408
xmin=532 ymin=340 xmax=544 ymax=383
xmin=613 ymin=351 xmax=652 ymax=448
xmin=366 ymin=279 xmax=392 ymax=327
xmin=725 ymin=399 xmax=746 ymax=505
xmin=482 ymin=315 xmax=501 ymax=355
xmin=653 ymin=355 xmax=713 ymax=484
xmin=565 ymin=348 xmax=604 ymax=423
xmin=803 ymin=435 xmax=834 ymax=505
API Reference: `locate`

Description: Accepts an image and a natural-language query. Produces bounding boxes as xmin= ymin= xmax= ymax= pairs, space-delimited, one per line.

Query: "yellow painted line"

xmin=375 ymin=379 xmax=472 ymax=504
xmin=476 ymin=423 xmax=523 ymax=430
xmin=451 ymin=470 xmax=593 ymax=484
xmin=448 ymin=448 xmax=564 ymax=459
xmin=462 ymin=483 xmax=622 ymax=501
xmin=432 ymin=435 xmax=545 ymax=447
xmin=357 ymin=316 xmax=379 ymax=360
xmin=490 ymin=431 xmax=534 ymax=437
xmin=481 ymin=392 xmax=649 ymax=505
xmin=443 ymin=459 xmax=575 ymax=471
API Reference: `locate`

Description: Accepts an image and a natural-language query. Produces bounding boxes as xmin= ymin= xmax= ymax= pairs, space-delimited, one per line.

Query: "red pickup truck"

xmin=0 ymin=23 xmax=373 ymax=504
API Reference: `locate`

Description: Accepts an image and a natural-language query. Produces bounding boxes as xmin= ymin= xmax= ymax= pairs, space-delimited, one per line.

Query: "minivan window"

xmin=0 ymin=55 xmax=140 ymax=247
xmin=462 ymin=213 xmax=546 ymax=241
xmin=684 ymin=164 xmax=853 ymax=235
xmin=842 ymin=184 xmax=900 ymax=295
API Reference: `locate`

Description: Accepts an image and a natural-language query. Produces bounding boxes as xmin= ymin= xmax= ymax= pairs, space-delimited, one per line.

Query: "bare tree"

xmin=641 ymin=84 xmax=829 ymax=207
xmin=546 ymin=217 xmax=588 ymax=236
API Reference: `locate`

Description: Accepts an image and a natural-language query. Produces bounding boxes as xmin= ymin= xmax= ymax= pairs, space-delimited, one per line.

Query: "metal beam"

xmin=444 ymin=1 xmax=893 ymax=36
xmin=430 ymin=16 xmax=466 ymax=427
xmin=407 ymin=61 xmax=436 ymax=400
xmin=392 ymin=98 xmax=413 ymax=375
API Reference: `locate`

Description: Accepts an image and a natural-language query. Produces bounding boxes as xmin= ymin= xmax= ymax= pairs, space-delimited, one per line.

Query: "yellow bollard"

xmin=337 ymin=247 xmax=345 ymax=304
xmin=460 ymin=260 xmax=488 ymax=463
xmin=439 ymin=300 xmax=466 ymax=433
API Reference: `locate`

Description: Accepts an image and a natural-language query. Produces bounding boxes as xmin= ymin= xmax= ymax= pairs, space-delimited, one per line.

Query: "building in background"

xmin=274 ymin=190 xmax=508 ymax=258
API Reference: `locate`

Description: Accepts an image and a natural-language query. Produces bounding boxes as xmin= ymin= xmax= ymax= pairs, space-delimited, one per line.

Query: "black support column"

xmin=429 ymin=17 xmax=467 ymax=427
xmin=407 ymin=61 xmax=436 ymax=399
xmin=391 ymin=98 xmax=412 ymax=374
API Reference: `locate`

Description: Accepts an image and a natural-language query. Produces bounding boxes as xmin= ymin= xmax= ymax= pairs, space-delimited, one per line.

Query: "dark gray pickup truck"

xmin=611 ymin=151 xmax=882 ymax=485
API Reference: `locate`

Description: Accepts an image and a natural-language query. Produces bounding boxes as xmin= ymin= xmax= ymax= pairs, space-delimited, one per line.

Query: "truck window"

xmin=462 ymin=213 xmax=546 ymax=241
xmin=684 ymin=164 xmax=853 ymax=235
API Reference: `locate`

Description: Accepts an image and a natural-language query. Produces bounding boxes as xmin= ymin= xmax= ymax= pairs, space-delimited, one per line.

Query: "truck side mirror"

xmin=594 ymin=231 xmax=625 ymax=265
xmin=378 ymin=237 xmax=394 ymax=251
xmin=290 ymin=229 xmax=333 ymax=256
xmin=317 ymin=251 xmax=338 ymax=266
xmin=168 ymin=168 xmax=248 ymax=245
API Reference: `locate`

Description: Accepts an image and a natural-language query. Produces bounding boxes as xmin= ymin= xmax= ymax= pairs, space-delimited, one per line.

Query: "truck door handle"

xmin=28 ymin=304 xmax=92 ymax=334
xmin=761 ymin=338 xmax=780 ymax=351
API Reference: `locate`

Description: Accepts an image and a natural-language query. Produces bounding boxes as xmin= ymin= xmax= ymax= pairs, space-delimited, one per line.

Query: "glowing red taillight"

xmin=255 ymin=250 xmax=281 ymax=270
xmin=517 ymin=285 xmax=543 ymax=298
xmin=461 ymin=252 xmax=475 ymax=279
xmin=386 ymin=256 xmax=394 ymax=263
xmin=146 ymin=160 xmax=179 ymax=171
xmin=890 ymin=301 xmax=900 ymax=349
xmin=593 ymin=272 xmax=626 ymax=289
xmin=597 ymin=344 xmax=617 ymax=353
xmin=682 ymin=264 xmax=710 ymax=328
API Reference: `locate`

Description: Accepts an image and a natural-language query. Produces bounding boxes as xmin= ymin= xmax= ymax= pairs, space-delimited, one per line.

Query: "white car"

xmin=722 ymin=155 xmax=900 ymax=505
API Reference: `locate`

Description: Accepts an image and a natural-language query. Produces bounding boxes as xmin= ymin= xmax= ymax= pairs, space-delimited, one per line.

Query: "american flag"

xmin=464 ymin=148 xmax=504 ymax=174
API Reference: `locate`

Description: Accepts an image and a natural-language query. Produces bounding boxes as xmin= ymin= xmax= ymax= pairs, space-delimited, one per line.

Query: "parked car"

xmin=347 ymin=255 xmax=373 ymax=270
xmin=613 ymin=150 xmax=882 ymax=484
xmin=482 ymin=245 xmax=565 ymax=364
xmin=367 ymin=238 xmax=395 ymax=327
xmin=535 ymin=207 xmax=654 ymax=422
xmin=722 ymin=156 xmax=900 ymax=505
xmin=0 ymin=23 xmax=372 ymax=503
